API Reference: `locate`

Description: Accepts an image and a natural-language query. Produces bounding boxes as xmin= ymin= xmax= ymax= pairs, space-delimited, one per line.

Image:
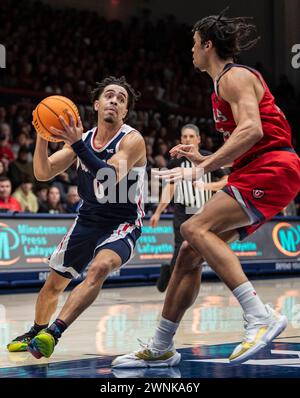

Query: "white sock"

xmin=233 ymin=281 xmax=268 ymax=318
xmin=151 ymin=317 xmax=179 ymax=351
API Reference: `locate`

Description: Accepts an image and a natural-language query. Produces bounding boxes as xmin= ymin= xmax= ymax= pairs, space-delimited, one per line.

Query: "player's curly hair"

xmin=91 ymin=76 xmax=141 ymax=121
xmin=193 ymin=6 xmax=260 ymax=61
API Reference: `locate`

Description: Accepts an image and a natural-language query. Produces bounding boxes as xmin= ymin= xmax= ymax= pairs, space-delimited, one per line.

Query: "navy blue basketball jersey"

xmin=76 ymin=124 xmax=145 ymax=228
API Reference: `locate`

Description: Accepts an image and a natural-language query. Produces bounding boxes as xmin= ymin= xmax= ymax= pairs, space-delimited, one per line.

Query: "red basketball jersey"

xmin=211 ymin=63 xmax=293 ymax=169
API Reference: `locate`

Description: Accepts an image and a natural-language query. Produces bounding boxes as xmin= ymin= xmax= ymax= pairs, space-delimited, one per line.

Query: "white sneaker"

xmin=229 ymin=304 xmax=287 ymax=363
xmin=112 ymin=367 xmax=182 ymax=378
xmin=111 ymin=339 xmax=181 ymax=368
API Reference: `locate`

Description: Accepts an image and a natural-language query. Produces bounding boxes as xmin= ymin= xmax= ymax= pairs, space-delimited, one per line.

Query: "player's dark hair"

xmin=193 ymin=6 xmax=260 ymax=61
xmin=91 ymin=76 xmax=140 ymax=121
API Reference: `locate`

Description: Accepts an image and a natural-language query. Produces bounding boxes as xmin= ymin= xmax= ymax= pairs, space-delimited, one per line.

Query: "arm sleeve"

xmin=71 ymin=139 xmax=116 ymax=178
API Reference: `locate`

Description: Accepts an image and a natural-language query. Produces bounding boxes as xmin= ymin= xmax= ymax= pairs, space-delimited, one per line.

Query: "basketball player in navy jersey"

xmin=7 ymin=76 xmax=147 ymax=359
xmin=113 ymin=10 xmax=300 ymax=368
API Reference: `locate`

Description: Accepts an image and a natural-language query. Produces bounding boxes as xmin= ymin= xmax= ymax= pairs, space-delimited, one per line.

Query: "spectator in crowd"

xmin=154 ymin=154 xmax=168 ymax=168
xmin=38 ymin=186 xmax=65 ymax=214
xmin=0 ymin=176 xmax=22 ymax=212
xmin=0 ymin=107 xmax=7 ymax=123
xmin=0 ymin=123 xmax=13 ymax=142
xmin=0 ymin=159 xmax=7 ymax=177
xmin=7 ymin=145 xmax=35 ymax=191
xmin=0 ymin=130 xmax=15 ymax=164
xmin=146 ymin=143 xmax=156 ymax=168
xmin=12 ymin=176 xmax=38 ymax=213
xmin=155 ymin=142 xmax=170 ymax=160
xmin=11 ymin=131 xmax=33 ymax=160
xmin=35 ymin=182 xmax=49 ymax=210
xmin=204 ymin=135 xmax=215 ymax=152
xmin=52 ymin=172 xmax=72 ymax=202
xmin=64 ymin=186 xmax=81 ymax=213
xmin=144 ymin=129 xmax=157 ymax=147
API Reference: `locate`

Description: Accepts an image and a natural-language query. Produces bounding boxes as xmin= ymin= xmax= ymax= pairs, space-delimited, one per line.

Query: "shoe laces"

xmin=136 ymin=338 xmax=162 ymax=355
xmin=136 ymin=338 xmax=153 ymax=350
xmin=15 ymin=326 xmax=37 ymax=342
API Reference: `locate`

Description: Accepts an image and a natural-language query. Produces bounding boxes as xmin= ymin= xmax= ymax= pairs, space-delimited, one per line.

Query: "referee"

xmin=150 ymin=124 xmax=228 ymax=292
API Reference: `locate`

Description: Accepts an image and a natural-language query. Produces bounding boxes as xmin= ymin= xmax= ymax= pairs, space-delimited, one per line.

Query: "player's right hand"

xmin=50 ymin=112 xmax=83 ymax=146
xmin=150 ymin=213 xmax=160 ymax=228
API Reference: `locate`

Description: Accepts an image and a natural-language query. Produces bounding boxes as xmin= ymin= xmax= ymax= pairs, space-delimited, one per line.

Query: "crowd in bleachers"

xmin=0 ymin=0 xmax=299 ymax=215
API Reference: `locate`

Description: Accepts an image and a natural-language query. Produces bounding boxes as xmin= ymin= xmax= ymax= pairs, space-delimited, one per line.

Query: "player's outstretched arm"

xmin=33 ymin=135 xmax=76 ymax=181
xmin=198 ymin=68 xmax=264 ymax=173
xmin=107 ymin=131 xmax=146 ymax=182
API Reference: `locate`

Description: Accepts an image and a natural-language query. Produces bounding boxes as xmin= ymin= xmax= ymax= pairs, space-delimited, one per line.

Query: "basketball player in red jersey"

xmin=112 ymin=9 xmax=300 ymax=367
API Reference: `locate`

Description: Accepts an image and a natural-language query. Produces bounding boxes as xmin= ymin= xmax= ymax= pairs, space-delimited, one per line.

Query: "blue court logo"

xmin=0 ymin=223 xmax=20 ymax=266
xmin=272 ymin=222 xmax=300 ymax=257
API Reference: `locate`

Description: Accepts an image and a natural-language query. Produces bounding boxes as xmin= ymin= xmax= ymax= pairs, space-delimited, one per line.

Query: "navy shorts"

xmin=49 ymin=218 xmax=141 ymax=279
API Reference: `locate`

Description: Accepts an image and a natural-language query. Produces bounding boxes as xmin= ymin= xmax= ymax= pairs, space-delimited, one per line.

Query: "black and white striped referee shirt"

xmin=167 ymin=149 xmax=226 ymax=209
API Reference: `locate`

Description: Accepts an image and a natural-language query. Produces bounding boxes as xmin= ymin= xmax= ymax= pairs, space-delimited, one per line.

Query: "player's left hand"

xmin=152 ymin=167 xmax=204 ymax=183
xmin=50 ymin=111 xmax=83 ymax=145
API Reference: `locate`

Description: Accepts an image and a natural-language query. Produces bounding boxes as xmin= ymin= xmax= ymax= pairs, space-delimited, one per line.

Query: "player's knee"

xmin=180 ymin=220 xmax=197 ymax=240
xmin=180 ymin=221 xmax=188 ymax=239
xmin=87 ymin=259 xmax=116 ymax=284
xmin=181 ymin=220 xmax=208 ymax=243
xmin=42 ymin=280 xmax=65 ymax=296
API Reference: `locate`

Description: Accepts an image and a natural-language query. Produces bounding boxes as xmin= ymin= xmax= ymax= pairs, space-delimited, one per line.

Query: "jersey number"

xmin=213 ymin=108 xmax=228 ymax=123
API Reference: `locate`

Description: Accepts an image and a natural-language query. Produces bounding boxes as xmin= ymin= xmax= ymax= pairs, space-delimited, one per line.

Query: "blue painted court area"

xmin=1 ymin=342 xmax=300 ymax=379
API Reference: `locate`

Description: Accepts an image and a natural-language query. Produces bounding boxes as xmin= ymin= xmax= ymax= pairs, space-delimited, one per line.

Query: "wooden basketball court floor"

xmin=0 ymin=276 xmax=300 ymax=378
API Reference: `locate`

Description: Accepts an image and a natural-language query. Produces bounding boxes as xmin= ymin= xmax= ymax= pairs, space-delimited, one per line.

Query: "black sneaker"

xmin=7 ymin=326 xmax=37 ymax=352
xmin=156 ymin=264 xmax=171 ymax=292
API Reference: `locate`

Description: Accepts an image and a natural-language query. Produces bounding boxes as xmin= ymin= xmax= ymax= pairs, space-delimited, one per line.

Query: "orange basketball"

xmin=32 ymin=95 xmax=80 ymax=142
